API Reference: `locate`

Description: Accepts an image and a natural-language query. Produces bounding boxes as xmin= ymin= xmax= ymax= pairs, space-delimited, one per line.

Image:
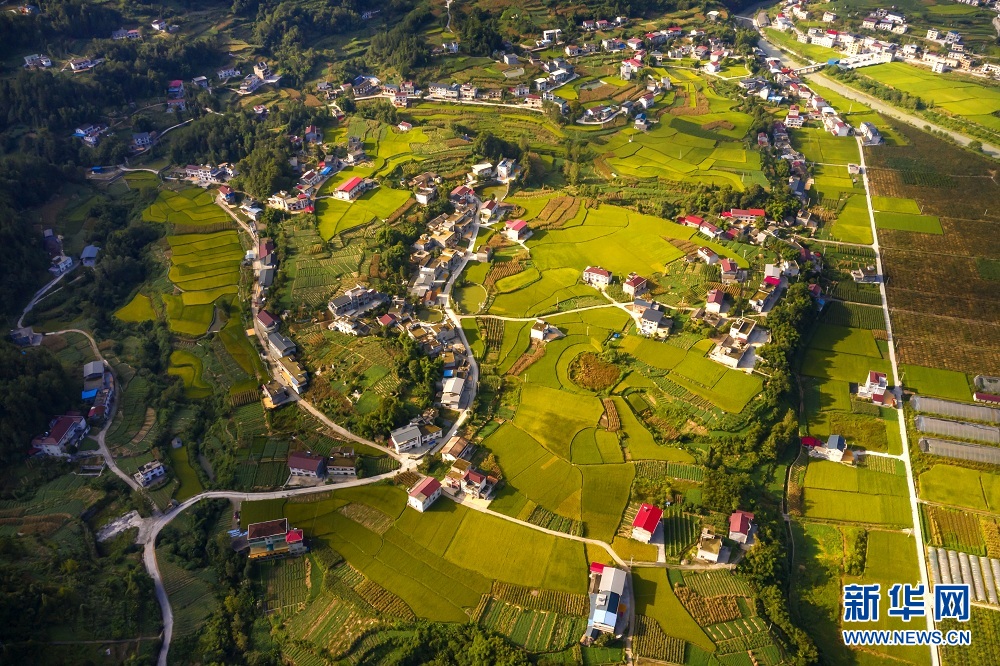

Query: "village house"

xmin=288 ymin=451 xmax=327 ymax=478
xmin=582 ymin=266 xmax=612 ymax=288
xmin=504 ymin=219 xmax=531 ymax=242
xmin=480 ymin=199 xmax=504 ymax=223
xmin=722 ymin=208 xmax=766 ymax=224
xmin=705 ymin=289 xmax=726 ymax=314
xmin=441 ymin=436 xmax=472 ymax=462
xmin=327 ymin=448 xmax=357 ymax=477
xmin=332 ymin=176 xmax=375 ymax=202
xmin=858 ymin=370 xmax=895 ymax=406
xmin=696 ymin=527 xmax=730 ymax=563
xmin=266 ymin=331 xmax=296 ymax=359
xmin=262 ymin=382 xmax=294 ymax=409
xmin=583 ymin=564 xmax=628 ymax=641
xmin=30 ymin=415 xmax=89 ymax=457
xmin=631 ymin=503 xmax=662 ymax=543
xmin=851 ymin=265 xmax=880 ymax=284
xmin=729 ymin=510 xmax=756 ymax=547
xmin=719 ymin=258 xmax=743 ymax=284
xmin=622 ymin=273 xmax=648 ymax=298
xmin=267 ymin=191 xmax=312 ymax=213
xmin=697 ymin=247 xmax=718 ymax=265
xmin=637 ymin=305 xmax=672 ymax=338
xmin=246 ymin=518 xmax=307 ymax=560
xmin=328 ymin=284 xmax=385 ymax=317
xmin=808 ymin=434 xmax=854 ymax=464
xmin=440 ymin=377 xmax=465 ymax=410
xmin=134 ymin=460 xmax=166 ymax=487
xmin=530 ymin=319 xmax=563 ymax=342
xmin=407 ymin=476 xmax=442 ymax=512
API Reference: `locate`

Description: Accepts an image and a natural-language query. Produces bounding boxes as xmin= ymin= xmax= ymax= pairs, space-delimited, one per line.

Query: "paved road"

xmin=809 ymin=72 xmax=1000 ymax=158
xmin=17 ymin=268 xmax=78 ymax=328
xmin=856 ymin=137 xmax=940 ymax=666
xmin=46 ymin=329 xmax=143 ymax=493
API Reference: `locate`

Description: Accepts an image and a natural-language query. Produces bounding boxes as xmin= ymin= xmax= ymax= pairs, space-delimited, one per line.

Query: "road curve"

xmin=46 ymin=329 xmax=142 ymax=492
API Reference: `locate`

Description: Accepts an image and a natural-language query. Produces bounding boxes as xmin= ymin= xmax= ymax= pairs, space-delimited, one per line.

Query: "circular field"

xmin=568 ymin=352 xmax=620 ymax=392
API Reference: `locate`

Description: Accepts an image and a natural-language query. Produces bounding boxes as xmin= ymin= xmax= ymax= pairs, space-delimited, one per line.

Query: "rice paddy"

xmin=143 ymin=188 xmax=232 ymax=227
xmin=163 ymin=230 xmax=243 ymax=335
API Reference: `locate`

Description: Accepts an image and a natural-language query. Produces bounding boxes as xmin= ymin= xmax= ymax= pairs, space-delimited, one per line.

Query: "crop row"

xmin=683 ymin=570 xmax=755 ymax=598
xmin=491 ymin=581 xmax=588 ymax=616
xmin=632 ymin=615 xmax=685 ymax=662
xmin=675 ymin=586 xmax=743 ymax=626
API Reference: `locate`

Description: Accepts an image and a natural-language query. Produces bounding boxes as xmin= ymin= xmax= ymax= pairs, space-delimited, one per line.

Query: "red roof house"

xmin=589 ymin=562 xmax=606 ymax=574
xmin=728 ymin=510 xmax=755 ymax=544
xmin=801 ymin=436 xmax=822 ymax=447
xmin=286 ymin=528 xmax=304 ymax=544
xmin=631 ymin=503 xmax=663 ymax=543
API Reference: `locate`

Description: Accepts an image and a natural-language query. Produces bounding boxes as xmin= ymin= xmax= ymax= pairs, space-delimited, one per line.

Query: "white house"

xmin=631 ymin=503 xmax=662 ymax=543
xmin=31 ymin=415 xmax=89 ymax=456
xmin=407 ymin=476 xmax=442 ymax=512
xmin=582 ymin=266 xmax=612 ymax=287
xmin=134 ymin=460 xmax=167 ymax=487
xmin=705 ymin=289 xmax=725 ymax=314
xmin=858 ymin=370 xmax=893 ymax=406
xmin=696 ymin=527 xmax=730 ymax=563
xmin=728 ymin=510 xmax=756 ymax=546
xmin=808 ymin=434 xmax=854 ymax=464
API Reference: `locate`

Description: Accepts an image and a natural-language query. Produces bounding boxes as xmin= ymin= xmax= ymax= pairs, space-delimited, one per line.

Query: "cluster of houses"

xmin=23 ymin=53 xmax=52 ymax=69
xmin=695 ymin=509 xmax=756 ymax=563
xmin=255 ymin=306 xmax=308 ymax=403
xmin=172 ymin=163 xmax=237 ymax=186
xmin=776 ymin=5 xmax=997 ymax=79
xmin=42 ymin=228 xmax=98 ymax=275
xmin=390 ymin=412 xmax=445 ymax=455
xmin=81 ymin=360 xmax=116 ymax=424
xmin=710 ymin=317 xmax=771 ymax=371
xmin=238 ymin=61 xmax=281 ymax=96
xmin=440 ymin=437 xmax=498 ymax=499
xmin=328 ymin=284 xmax=386 ymax=336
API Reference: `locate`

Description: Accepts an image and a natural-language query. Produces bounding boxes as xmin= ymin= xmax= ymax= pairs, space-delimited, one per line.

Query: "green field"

xmin=622 ymin=335 xmax=686 ymax=370
xmin=828 ymin=196 xmax=873 ymax=245
xmin=143 ymin=188 xmax=231 ymax=227
xmin=163 ymin=231 xmax=242 ymax=335
xmin=873 ymin=211 xmax=943 ymax=234
xmin=872 ymin=197 xmax=921 ymax=214
xmin=808 ymin=325 xmax=882 ymax=358
xmin=316 ymin=187 xmax=413 ymax=240
xmin=167 ymin=444 xmax=205 ymax=501
xmin=842 ymin=530 xmax=927 ymax=664
xmin=801 ymin=348 xmax=891 ymax=383
xmin=802 ymin=460 xmax=911 ymax=526
xmin=487 ymin=204 xmax=746 ymax=318
xmin=900 ymin=365 xmax=971 ymax=401
xmin=631 ymin=568 xmax=715 ymax=651
xmin=919 ymin=465 xmax=1000 ymax=512
xmin=115 ymin=293 xmax=156 ymax=322
xmin=167 ymin=350 xmax=212 ymax=399
xmin=258 ymin=487 xmax=590 ymax=623
xmin=856 ymin=62 xmax=1000 ymax=137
